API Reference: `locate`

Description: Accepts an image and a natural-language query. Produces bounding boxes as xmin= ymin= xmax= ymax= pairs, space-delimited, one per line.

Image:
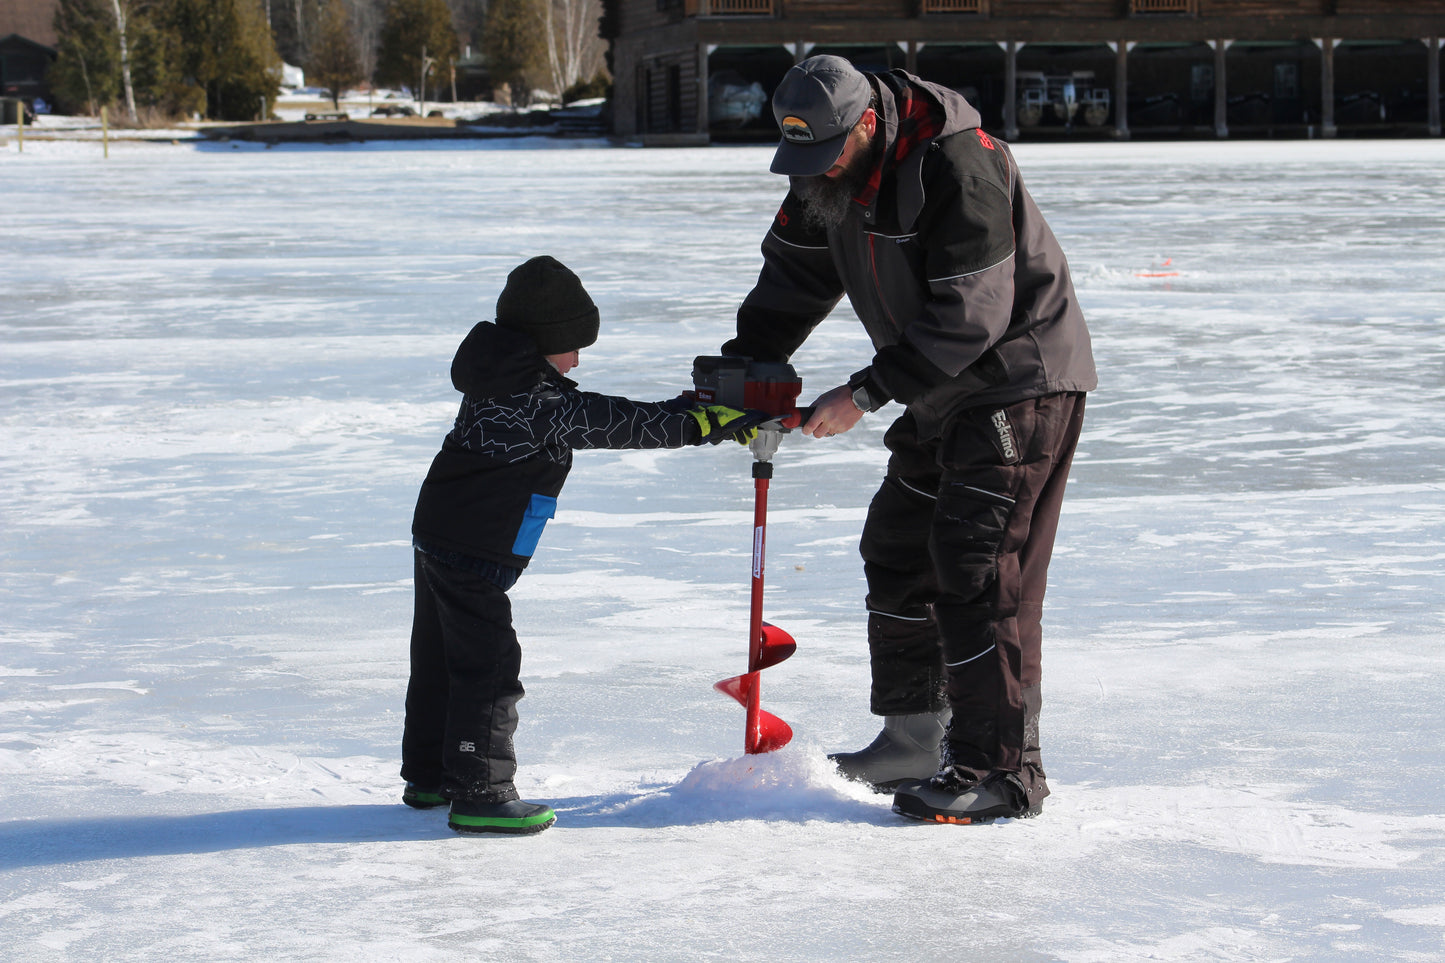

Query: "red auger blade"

xmin=713 ymin=672 xmax=753 ymax=706
xmin=714 ymin=671 xmax=794 ymax=754
xmin=748 ymin=710 xmax=793 ymax=754
xmin=755 ymin=623 xmax=797 ymax=671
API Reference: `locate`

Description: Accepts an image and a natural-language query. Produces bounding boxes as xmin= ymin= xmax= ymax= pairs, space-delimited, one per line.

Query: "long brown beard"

xmin=790 ymin=130 xmax=883 ymax=232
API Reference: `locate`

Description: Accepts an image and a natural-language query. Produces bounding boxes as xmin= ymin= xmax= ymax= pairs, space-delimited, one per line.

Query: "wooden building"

xmin=607 ymin=1 xmax=1444 ymax=141
xmin=0 ymin=0 xmax=58 ymax=110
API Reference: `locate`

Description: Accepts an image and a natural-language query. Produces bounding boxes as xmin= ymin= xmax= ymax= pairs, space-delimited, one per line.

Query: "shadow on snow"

xmin=1 ymin=787 xmax=898 ymax=869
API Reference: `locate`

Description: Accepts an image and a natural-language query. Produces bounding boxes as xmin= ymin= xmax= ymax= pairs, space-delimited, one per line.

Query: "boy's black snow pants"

xmin=858 ymin=392 xmax=1086 ymax=804
xmin=401 ymin=549 xmax=525 ymax=802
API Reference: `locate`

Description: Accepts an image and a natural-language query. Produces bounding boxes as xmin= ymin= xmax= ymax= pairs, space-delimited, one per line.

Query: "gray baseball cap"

xmin=769 ymin=55 xmax=872 ymax=176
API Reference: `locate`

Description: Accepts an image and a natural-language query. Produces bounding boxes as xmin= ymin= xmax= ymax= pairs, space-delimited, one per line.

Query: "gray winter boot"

xmin=827 ymin=709 xmax=952 ymax=793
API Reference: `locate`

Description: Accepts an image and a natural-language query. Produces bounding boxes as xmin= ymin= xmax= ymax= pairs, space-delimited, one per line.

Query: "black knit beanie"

xmin=494 ymin=256 xmax=600 ymax=355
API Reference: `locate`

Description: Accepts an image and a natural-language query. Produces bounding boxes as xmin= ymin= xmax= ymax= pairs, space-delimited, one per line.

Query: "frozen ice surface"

xmin=2 ymin=136 xmax=1444 ymax=961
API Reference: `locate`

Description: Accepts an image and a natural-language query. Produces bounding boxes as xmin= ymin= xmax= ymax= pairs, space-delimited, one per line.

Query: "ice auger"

xmin=692 ymin=356 xmax=806 ymax=754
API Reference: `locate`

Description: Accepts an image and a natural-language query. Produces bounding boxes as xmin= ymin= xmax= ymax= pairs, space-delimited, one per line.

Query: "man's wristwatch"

xmin=848 ymin=370 xmax=885 ymax=413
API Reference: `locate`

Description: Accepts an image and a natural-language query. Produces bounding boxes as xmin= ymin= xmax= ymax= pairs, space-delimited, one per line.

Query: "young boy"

xmin=402 ymin=255 xmax=764 ymax=835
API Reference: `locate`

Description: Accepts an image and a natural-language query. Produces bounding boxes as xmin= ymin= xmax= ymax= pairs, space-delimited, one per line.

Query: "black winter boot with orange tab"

xmin=892 ymin=768 xmax=1041 ymax=825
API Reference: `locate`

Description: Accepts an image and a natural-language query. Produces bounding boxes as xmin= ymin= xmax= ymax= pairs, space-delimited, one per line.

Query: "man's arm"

xmin=725 ymin=191 xmax=845 ymax=362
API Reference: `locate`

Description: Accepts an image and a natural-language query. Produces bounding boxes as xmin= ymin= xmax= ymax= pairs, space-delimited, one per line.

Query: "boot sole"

xmin=402 ymin=789 xmax=447 ymax=809
xmin=892 ymin=792 xmax=1040 ymax=825
xmin=449 ymin=810 xmax=557 ymax=835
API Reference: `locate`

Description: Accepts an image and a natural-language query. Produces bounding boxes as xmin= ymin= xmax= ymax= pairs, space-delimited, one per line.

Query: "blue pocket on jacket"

xmin=512 ymin=494 xmax=557 ymax=558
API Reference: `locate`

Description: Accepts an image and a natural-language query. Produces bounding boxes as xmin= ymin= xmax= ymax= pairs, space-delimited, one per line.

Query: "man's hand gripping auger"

xmin=691 ymin=357 xmax=807 ymax=754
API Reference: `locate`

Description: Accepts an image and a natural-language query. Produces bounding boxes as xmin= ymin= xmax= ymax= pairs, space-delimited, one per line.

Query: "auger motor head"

xmin=691 ymin=356 xmax=802 ymax=419
xmin=692 ymin=357 xmax=803 ymax=463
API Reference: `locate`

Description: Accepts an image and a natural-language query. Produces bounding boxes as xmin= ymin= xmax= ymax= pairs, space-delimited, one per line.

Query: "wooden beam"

xmin=697 ymin=43 xmax=711 ymax=135
xmin=1319 ymin=37 xmax=1336 ymax=138
xmin=1214 ymin=38 xmax=1228 ymax=139
xmin=1114 ymin=40 xmax=1130 ymax=140
xmin=1004 ymin=40 xmax=1018 ymax=140
xmin=681 ymin=15 xmax=1445 ymax=49
xmin=1430 ymin=36 xmax=1442 ymax=137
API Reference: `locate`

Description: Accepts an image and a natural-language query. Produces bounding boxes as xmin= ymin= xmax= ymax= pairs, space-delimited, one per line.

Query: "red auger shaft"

xmin=745 ymin=464 xmax=772 ymax=750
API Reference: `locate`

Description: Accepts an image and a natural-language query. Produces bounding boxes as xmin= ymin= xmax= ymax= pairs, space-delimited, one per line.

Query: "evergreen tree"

xmin=307 ymin=0 xmax=363 ymax=109
xmin=158 ymin=0 xmax=282 ymax=120
xmin=49 ymin=0 xmax=122 ymax=115
xmin=220 ymin=0 xmax=285 ymax=119
xmin=50 ymin=0 xmax=280 ymax=120
xmin=375 ymin=0 xmax=459 ymax=103
xmin=126 ymin=6 xmax=204 ymax=119
xmin=483 ymin=0 xmax=545 ymax=106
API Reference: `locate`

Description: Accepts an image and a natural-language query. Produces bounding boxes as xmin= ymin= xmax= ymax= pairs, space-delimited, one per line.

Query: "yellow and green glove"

xmin=688 ymin=404 xmax=772 ymax=446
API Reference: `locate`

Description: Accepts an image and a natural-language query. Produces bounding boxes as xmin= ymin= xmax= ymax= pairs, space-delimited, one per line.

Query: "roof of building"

xmin=0 ymin=0 xmax=59 ymax=48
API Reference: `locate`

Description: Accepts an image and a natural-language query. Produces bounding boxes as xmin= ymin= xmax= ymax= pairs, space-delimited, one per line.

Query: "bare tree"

xmin=109 ymin=0 xmax=138 ymax=121
xmin=346 ymin=0 xmax=383 ymax=80
xmin=542 ymin=0 xmax=603 ymax=98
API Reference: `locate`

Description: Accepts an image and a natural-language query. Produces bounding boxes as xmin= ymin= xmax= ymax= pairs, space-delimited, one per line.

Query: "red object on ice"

xmin=712 ymin=469 xmax=797 ymax=754
xmin=1136 ymin=256 xmax=1179 ymax=278
xmin=692 ymin=356 xmax=800 ymax=754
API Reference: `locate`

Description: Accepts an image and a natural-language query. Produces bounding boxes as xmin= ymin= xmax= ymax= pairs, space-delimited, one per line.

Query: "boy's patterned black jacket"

xmin=412 ymin=321 xmax=700 ymax=569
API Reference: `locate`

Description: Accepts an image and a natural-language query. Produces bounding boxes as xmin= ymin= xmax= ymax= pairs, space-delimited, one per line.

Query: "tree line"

xmin=48 ymin=0 xmax=609 ymax=122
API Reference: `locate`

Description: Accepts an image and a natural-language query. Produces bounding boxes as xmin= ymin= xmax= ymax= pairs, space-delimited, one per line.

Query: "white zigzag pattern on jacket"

xmin=450 ymin=383 xmax=690 ymax=465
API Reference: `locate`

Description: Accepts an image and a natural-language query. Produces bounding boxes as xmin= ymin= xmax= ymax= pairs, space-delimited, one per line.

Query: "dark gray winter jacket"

xmin=728 ymin=70 xmax=1097 ymax=439
xmin=412 ymin=322 xmax=699 ymax=569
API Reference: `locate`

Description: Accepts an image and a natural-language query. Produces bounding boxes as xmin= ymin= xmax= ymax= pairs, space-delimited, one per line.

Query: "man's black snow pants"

xmin=401 ymin=549 xmax=525 ymax=802
xmin=859 ymin=392 xmax=1086 ymax=804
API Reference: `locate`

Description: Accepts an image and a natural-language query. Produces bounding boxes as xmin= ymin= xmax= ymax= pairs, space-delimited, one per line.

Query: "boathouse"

xmin=605 ymin=1 xmax=1444 ymax=141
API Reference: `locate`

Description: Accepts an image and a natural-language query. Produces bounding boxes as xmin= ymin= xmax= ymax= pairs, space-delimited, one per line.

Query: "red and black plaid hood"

xmin=852 ymin=71 xmax=983 ymax=219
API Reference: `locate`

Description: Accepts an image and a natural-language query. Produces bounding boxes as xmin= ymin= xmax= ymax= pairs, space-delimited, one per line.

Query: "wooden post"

xmin=1003 ymin=41 xmax=1018 ymax=141
xmin=1319 ymin=38 xmax=1336 ymax=138
xmin=1214 ymin=39 xmax=1229 ymax=139
xmin=612 ymin=41 xmax=637 ymax=136
xmin=1114 ymin=40 xmax=1131 ymax=141
xmin=638 ymin=63 xmax=649 ymax=134
xmin=1430 ymin=37 xmax=1441 ymax=137
xmin=16 ymin=100 xmax=22 ymax=153
xmin=698 ymin=44 xmax=712 ymax=136
xmin=102 ymin=105 xmax=110 ymax=159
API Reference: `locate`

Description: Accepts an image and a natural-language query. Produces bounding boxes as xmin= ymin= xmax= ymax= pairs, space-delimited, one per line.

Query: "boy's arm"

xmin=539 ymin=389 xmax=704 ymax=450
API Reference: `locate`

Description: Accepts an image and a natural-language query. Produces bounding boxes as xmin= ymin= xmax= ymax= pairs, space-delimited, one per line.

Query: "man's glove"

xmin=688 ymin=404 xmax=772 ymax=446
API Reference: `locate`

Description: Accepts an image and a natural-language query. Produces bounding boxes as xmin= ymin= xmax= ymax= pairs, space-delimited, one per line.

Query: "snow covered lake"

xmin=2 ymin=134 xmax=1444 ymax=960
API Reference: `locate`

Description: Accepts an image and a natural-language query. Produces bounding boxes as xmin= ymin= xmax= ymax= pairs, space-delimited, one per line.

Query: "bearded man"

xmin=719 ymin=55 xmax=1097 ymax=824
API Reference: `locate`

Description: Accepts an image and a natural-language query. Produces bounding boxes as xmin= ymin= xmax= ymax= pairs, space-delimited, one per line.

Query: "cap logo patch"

xmin=781 ymin=116 xmax=815 ymax=143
